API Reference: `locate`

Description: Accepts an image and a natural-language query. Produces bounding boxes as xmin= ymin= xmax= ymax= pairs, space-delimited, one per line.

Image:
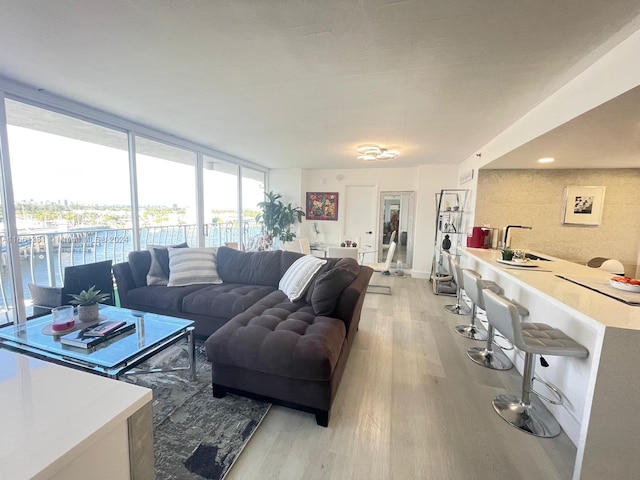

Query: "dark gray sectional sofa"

xmin=113 ymin=246 xmax=373 ymax=425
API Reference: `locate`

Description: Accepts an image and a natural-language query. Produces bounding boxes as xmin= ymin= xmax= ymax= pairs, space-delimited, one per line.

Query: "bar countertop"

xmin=461 ymin=247 xmax=640 ymax=331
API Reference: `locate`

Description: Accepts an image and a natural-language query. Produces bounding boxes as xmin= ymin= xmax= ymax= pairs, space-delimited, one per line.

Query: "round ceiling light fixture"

xmin=538 ymin=157 xmax=555 ymax=163
xmin=357 ymin=144 xmax=400 ymax=162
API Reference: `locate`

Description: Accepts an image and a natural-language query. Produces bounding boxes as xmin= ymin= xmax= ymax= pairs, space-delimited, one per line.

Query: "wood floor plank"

xmin=226 ymin=276 xmax=576 ymax=480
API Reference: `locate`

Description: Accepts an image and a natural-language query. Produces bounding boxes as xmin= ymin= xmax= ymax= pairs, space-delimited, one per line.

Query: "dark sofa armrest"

xmin=113 ymin=261 xmax=136 ymax=308
xmin=333 ymin=266 xmax=373 ymax=337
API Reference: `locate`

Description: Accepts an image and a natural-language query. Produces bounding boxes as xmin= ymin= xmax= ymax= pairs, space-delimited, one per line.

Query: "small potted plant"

xmin=68 ymin=285 xmax=110 ymax=323
xmin=501 ymin=247 xmax=515 ymax=261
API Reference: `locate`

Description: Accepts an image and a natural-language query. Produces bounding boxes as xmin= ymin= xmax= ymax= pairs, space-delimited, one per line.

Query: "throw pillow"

xmin=167 ymin=247 xmax=222 ymax=286
xmin=279 ymin=255 xmax=327 ymax=301
xmin=146 ymin=242 xmax=188 ymax=286
xmin=311 ymin=257 xmax=360 ymax=315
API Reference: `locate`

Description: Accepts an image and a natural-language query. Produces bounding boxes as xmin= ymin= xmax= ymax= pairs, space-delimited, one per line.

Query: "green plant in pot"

xmin=68 ymin=285 xmax=110 ymax=323
xmin=501 ymin=247 xmax=515 ymax=261
xmin=256 ymin=191 xmax=305 ymax=250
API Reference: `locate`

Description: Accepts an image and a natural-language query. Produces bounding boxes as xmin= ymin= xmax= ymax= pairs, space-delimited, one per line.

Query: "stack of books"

xmin=60 ymin=320 xmax=135 ymax=349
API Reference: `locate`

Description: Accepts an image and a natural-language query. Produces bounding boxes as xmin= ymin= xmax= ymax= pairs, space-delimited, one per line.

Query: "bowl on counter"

xmin=609 ymin=277 xmax=640 ymax=293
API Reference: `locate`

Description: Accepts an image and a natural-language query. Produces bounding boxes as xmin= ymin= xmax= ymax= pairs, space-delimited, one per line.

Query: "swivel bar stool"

xmin=462 ymin=269 xmax=512 ymax=369
xmin=442 ymin=252 xmax=469 ymax=315
xmin=483 ymin=289 xmax=589 ymax=437
xmin=451 ymin=261 xmax=500 ymax=341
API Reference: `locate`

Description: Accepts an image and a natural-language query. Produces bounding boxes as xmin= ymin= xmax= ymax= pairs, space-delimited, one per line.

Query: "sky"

xmin=6 ymin=125 xmax=263 ymax=212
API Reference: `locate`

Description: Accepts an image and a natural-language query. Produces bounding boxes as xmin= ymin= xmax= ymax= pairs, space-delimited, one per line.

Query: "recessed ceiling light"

xmin=538 ymin=157 xmax=554 ymax=163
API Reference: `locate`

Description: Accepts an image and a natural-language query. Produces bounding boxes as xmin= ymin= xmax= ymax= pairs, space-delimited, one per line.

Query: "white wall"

xmin=269 ymin=165 xmax=458 ymax=278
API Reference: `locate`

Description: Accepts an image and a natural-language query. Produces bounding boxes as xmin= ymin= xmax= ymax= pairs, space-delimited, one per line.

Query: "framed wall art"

xmin=561 ymin=186 xmax=606 ymax=226
xmin=306 ymin=192 xmax=339 ymax=221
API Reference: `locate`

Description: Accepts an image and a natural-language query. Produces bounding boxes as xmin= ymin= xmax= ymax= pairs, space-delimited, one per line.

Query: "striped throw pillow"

xmin=279 ymin=255 xmax=327 ymax=301
xmin=167 ymin=247 xmax=222 ymax=286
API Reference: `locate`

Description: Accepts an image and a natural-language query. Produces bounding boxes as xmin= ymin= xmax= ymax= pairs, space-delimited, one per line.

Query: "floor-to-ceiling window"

xmin=135 ymin=136 xmax=197 ymax=247
xmin=4 ymin=99 xmax=130 ymax=318
xmin=241 ymin=167 xmax=265 ymax=250
xmin=203 ymin=156 xmax=239 ymax=248
xmin=0 ymin=90 xmax=266 ymax=323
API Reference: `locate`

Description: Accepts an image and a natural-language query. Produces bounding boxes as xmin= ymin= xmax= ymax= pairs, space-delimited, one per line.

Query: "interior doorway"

xmin=378 ymin=191 xmax=415 ymax=267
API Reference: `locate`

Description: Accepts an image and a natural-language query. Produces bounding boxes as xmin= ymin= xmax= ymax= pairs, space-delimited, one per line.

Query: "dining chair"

xmin=366 ymin=241 xmax=397 ymax=295
xmin=586 ymin=257 xmax=625 ymax=275
xmin=327 ymin=246 xmax=359 ymax=260
xmin=299 ymin=237 xmax=311 ymax=255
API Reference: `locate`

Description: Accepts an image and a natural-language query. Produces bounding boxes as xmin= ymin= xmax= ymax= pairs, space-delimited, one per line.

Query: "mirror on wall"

xmin=378 ymin=191 xmax=415 ymax=267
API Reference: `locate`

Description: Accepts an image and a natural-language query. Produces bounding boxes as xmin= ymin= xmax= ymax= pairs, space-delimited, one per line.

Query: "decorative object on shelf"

xmin=561 ymin=186 xmax=606 ymax=226
xmin=442 ymin=234 xmax=451 ymax=251
xmin=356 ymin=144 xmax=400 ymax=162
xmin=305 ymin=192 xmax=338 ymax=221
xmin=256 ymin=191 xmax=305 ymax=250
xmin=68 ymin=285 xmax=111 ymax=323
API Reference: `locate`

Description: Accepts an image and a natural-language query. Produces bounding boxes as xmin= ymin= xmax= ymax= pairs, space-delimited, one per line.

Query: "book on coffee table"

xmin=82 ymin=321 xmax=127 ymax=337
xmin=60 ymin=322 xmax=135 ymax=349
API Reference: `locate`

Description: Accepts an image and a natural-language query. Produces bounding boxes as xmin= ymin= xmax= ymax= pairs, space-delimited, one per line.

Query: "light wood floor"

xmin=227 ymin=275 xmax=576 ymax=480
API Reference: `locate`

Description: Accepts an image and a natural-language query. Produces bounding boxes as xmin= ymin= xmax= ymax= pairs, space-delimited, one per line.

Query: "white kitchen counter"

xmin=461 ymin=248 xmax=640 ymax=480
xmin=0 ymin=349 xmax=153 ymax=480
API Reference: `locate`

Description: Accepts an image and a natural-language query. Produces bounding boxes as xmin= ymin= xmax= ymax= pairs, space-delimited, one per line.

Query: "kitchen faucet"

xmin=503 ymin=225 xmax=533 ymax=248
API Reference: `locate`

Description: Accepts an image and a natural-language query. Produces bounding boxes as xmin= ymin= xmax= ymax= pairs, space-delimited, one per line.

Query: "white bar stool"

xmin=442 ymin=252 xmax=470 ymax=315
xmin=483 ymin=290 xmax=589 ymax=438
xmin=462 ymin=269 xmax=518 ymax=370
xmin=451 ymin=261 xmax=500 ymax=341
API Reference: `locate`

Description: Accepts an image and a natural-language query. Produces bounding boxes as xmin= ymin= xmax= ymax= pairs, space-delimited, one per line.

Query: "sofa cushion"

xmin=168 ymin=247 xmax=222 ymax=286
xmin=129 ymin=250 xmax=152 ymax=289
xmin=208 ymin=291 xmax=346 ymax=381
xmin=147 ymin=242 xmax=189 ymax=286
xmin=305 ymin=257 xmax=340 ymax=304
xmin=216 ymin=247 xmax=283 ymax=287
xmin=127 ymin=284 xmax=207 ymax=313
xmin=279 ymin=255 xmax=327 ymax=301
xmin=181 ymin=284 xmax=276 ymax=320
xmin=311 ymin=257 xmax=360 ymax=315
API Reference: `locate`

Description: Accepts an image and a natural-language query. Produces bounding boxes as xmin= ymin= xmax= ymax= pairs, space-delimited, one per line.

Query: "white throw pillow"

xmin=279 ymin=255 xmax=327 ymax=301
xmin=167 ymin=247 xmax=222 ymax=286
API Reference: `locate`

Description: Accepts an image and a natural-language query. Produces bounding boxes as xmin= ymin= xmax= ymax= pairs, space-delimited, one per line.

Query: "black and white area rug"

xmin=125 ymin=342 xmax=271 ymax=480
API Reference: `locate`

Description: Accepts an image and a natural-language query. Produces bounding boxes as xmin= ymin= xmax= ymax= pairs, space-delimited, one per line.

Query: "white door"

xmin=344 ymin=185 xmax=377 ymax=263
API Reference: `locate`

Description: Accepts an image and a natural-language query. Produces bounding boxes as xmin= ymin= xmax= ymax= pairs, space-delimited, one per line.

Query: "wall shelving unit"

xmin=431 ymin=189 xmax=469 ymax=295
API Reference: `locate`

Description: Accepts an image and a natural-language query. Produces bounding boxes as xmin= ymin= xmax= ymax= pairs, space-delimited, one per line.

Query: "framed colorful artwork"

xmin=306 ymin=192 xmax=339 ymax=221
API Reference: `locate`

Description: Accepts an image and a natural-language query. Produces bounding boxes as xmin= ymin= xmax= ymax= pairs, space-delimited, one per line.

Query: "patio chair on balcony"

xmin=28 ymin=260 xmax=115 ymax=318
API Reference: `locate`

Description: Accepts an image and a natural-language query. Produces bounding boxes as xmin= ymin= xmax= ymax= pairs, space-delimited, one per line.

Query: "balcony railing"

xmin=0 ymin=221 xmax=264 ymax=323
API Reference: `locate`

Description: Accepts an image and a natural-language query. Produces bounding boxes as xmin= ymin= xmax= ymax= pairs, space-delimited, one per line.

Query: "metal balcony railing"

xmin=0 ymin=221 xmax=264 ymax=323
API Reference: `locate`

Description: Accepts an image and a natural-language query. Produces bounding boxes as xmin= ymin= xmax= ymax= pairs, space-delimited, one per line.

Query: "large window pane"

xmin=135 ymin=137 xmax=197 ymax=247
xmin=241 ymin=167 xmax=265 ymax=251
xmin=203 ymin=157 xmax=239 ymax=248
xmin=5 ymin=99 xmax=130 ymax=316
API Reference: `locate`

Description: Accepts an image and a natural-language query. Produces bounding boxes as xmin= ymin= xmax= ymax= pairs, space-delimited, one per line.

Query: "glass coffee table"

xmin=0 ymin=305 xmax=196 ymax=380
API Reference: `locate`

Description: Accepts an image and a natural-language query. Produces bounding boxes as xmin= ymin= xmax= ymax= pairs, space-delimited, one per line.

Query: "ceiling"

xmin=1 ymin=1 xmax=639 ymax=171
xmin=485 ymin=85 xmax=640 ymax=169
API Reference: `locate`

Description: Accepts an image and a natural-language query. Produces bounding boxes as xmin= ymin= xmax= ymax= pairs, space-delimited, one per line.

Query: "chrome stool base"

xmin=492 ymin=394 xmax=561 ymax=438
xmin=455 ymin=324 xmax=487 ymax=340
xmin=467 ymin=346 xmax=512 ymax=370
xmin=443 ymin=304 xmax=470 ymax=315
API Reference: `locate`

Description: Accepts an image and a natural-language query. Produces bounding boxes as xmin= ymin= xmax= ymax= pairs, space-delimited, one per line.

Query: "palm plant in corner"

xmin=69 ymin=285 xmax=111 ymax=323
xmin=256 ymin=191 xmax=305 ymax=250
